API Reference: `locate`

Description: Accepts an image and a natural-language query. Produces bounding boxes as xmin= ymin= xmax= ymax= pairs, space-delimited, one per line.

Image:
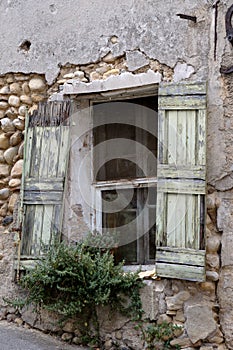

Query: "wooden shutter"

xmin=20 ymin=101 xmax=70 ymax=260
xmin=156 ymin=83 xmax=206 ymax=282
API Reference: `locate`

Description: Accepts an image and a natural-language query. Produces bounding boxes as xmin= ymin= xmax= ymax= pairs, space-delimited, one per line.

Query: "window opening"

xmin=93 ymin=95 xmax=158 ymax=264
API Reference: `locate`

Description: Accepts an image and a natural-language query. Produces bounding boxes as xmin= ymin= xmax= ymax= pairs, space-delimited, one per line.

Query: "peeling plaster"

xmin=0 ymin=0 xmax=210 ymax=84
xmin=173 ymin=62 xmax=195 ymax=82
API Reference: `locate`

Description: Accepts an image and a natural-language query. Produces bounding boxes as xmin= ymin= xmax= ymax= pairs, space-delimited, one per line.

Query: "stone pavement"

xmin=0 ymin=320 xmax=89 ymax=350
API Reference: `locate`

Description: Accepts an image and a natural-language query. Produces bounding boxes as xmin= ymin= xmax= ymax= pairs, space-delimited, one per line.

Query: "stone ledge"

xmin=62 ymin=70 xmax=162 ymax=95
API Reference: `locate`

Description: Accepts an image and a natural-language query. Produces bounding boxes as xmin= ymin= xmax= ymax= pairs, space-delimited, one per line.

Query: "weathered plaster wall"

xmin=0 ymin=0 xmax=209 ymax=84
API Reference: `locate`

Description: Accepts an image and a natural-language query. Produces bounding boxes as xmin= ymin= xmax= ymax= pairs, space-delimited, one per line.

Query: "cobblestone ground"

xmin=0 ymin=321 xmax=89 ymax=350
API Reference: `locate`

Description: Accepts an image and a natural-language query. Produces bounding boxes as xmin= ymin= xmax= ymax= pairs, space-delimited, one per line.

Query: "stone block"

xmin=61 ymin=332 xmax=73 ymax=341
xmin=1 ymin=118 xmax=15 ymax=133
xmin=29 ymin=78 xmax=46 ymax=92
xmin=103 ymin=68 xmax=119 ymax=79
xmin=185 ymin=304 xmax=217 ymax=344
xmin=154 ymin=280 xmax=167 ymax=292
xmin=22 ymin=82 xmax=30 ymax=94
xmin=9 ymin=178 xmax=21 ymax=188
xmin=4 ymin=146 xmax=19 ymax=165
xmin=126 ymin=50 xmax=149 ymax=72
xmin=0 ymin=188 xmax=9 ymax=200
xmin=206 ymin=271 xmax=219 ymax=282
xmin=8 ymin=95 xmax=20 ymax=107
xmin=221 ymin=231 xmax=233 ymax=267
xmin=21 ymin=306 xmax=61 ymax=332
xmin=174 ymin=309 xmax=185 ymax=323
xmin=11 ymin=159 xmax=23 ymax=178
xmin=0 ymin=164 xmax=10 ymax=178
xmin=217 ymin=201 xmax=233 ymax=232
xmin=206 ymin=253 xmax=220 ymax=270
xmin=10 ymin=131 xmax=23 ymax=147
xmin=62 ymin=320 xmax=75 ymax=333
xmin=13 ymin=118 xmax=25 ymax=131
xmin=8 ymin=193 xmax=19 ymax=212
xmin=206 ymin=235 xmax=221 ymax=254
xmin=157 ymin=313 xmax=172 ymax=324
xmin=0 ymin=101 xmax=8 ymax=109
xmin=170 ymin=336 xmax=192 ymax=348
xmin=166 ymin=291 xmax=190 ymax=311
xmin=97 ymin=305 xmax=129 ymax=334
xmin=121 ymin=324 xmax=144 ymax=350
xmin=9 ymin=83 xmax=21 ymax=95
xmin=140 ymin=281 xmax=159 ymax=320
xmin=0 ymin=86 xmax=9 ymax=95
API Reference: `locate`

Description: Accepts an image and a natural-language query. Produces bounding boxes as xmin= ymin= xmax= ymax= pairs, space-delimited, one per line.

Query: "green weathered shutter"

xmin=156 ymin=83 xmax=206 ymax=282
xmin=20 ymin=101 xmax=70 ymax=260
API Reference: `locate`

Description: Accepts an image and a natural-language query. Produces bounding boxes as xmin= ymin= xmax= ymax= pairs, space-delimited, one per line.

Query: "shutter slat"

xmin=23 ymin=191 xmax=63 ymax=204
xmin=156 ymin=263 xmax=205 ymax=282
xmin=158 ymin=165 xmax=205 ymax=180
xmin=158 ymin=179 xmax=205 ymax=194
xmin=156 ymin=247 xmax=205 ymax=266
xmin=21 ymin=205 xmax=35 ymax=255
xmin=186 ymin=195 xmax=196 ymax=248
xmin=158 ymin=82 xmax=206 ymax=96
xmin=158 ymin=110 xmax=167 ymax=164
xmin=168 ymin=110 xmax=177 ymax=164
xmin=177 ymin=111 xmax=187 ymax=164
xmin=159 ymin=95 xmax=206 ymax=110
xmin=156 ymin=82 xmax=206 ymax=282
xmin=30 ymin=127 xmax=43 ymax=177
xmin=58 ymin=126 xmax=70 ymax=177
xmin=31 ymin=205 xmax=44 ymax=255
xmin=186 ymin=110 xmax=196 ymax=165
xmin=48 ymin=127 xmax=60 ymax=177
xmin=41 ymin=204 xmax=53 ymax=248
xmin=24 ymin=128 xmax=34 ymax=178
xmin=24 ymin=179 xmax=64 ymax=191
xmin=39 ymin=127 xmax=51 ymax=177
xmin=197 ymin=110 xmax=206 ymax=165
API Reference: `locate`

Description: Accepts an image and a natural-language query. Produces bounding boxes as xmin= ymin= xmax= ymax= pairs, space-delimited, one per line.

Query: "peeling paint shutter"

xmin=156 ymin=83 xmax=206 ymax=282
xmin=20 ymin=101 xmax=70 ymax=258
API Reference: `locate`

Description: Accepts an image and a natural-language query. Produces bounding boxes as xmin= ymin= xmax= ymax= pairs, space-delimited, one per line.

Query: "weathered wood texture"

xmin=21 ymin=101 xmax=70 ymax=256
xmin=156 ymin=83 xmax=206 ymax=282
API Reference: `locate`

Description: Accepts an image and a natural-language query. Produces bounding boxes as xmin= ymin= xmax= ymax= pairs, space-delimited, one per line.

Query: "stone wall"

xmin=0 ymin=74 xmax=48 ymax=298
xmin=0 ymin=54 xmax=226 ymax=350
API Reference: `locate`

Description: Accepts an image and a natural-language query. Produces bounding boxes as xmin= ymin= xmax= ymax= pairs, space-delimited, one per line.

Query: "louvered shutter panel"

xmin=156 ymin=83 xmax=206 ymax=282
xmin=20 ymin=101 xmax=70 ymax=258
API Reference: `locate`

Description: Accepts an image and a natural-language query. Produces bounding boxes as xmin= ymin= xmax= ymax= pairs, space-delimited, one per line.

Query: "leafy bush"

xmin=20 ymin=240 xmax=143 ymax=320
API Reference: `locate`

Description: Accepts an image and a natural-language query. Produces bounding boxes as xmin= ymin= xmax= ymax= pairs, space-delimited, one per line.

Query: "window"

xmin=19 ymin=82 xmax=207 ymax=282
xmin=92 ymin=96 xmax=157 ymax=264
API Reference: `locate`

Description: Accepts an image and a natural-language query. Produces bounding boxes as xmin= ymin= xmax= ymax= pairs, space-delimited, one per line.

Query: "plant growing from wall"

xmin=143 ymin=322 xmax=182 ymax=350
xmin=16 ymin=239 xmax=144 ymax=345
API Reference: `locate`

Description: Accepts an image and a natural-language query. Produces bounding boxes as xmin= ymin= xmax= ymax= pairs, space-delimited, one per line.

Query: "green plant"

xmin=143 ymin=322 xmax=182 ymax=350
xmin=14 ymin=239 xmax=143 ymax=345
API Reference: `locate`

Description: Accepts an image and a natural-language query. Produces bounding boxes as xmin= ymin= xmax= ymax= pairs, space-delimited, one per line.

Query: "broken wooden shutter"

xmin=156 ymin=83 xmax=206 ymax=282
xmin=20 ymin=101 xmax=70 ymax=260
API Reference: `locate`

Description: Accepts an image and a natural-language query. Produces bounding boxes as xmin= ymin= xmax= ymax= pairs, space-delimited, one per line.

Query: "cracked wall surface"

xmin=0 ymin=0 xmax=210 ymax=84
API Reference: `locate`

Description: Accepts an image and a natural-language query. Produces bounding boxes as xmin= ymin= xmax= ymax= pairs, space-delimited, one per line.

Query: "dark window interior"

xmin=93 ymin=95 xmax=158 ymax=264
xmin=93 ymin=96 xmax=158 ymax=181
